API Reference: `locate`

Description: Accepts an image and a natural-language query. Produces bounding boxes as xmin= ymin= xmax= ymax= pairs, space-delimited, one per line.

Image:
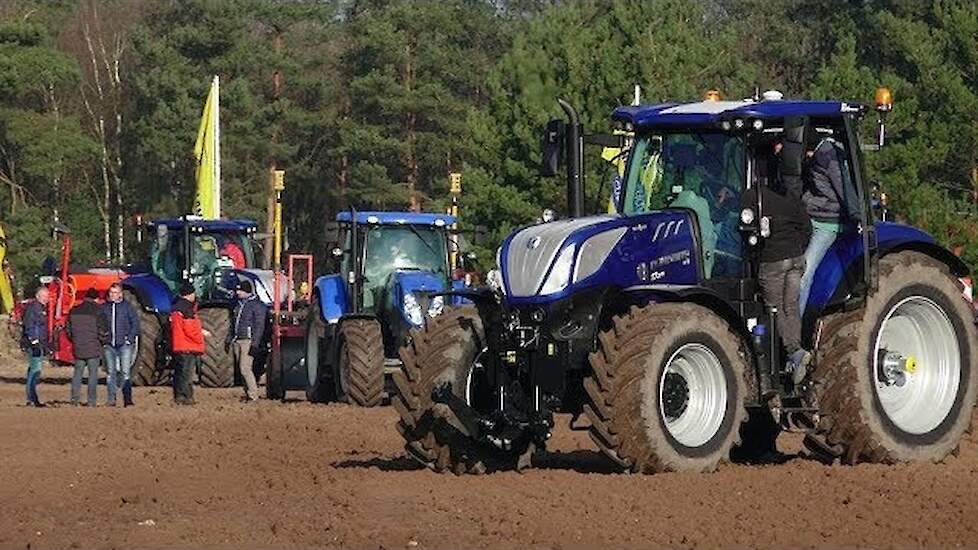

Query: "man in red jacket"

xmin=170 ymin=282 xmax=210 ymax=405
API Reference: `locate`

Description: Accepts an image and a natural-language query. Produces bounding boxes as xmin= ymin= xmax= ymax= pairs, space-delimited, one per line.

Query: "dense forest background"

xmin=1 ymin=0 xmax=976 ymax=292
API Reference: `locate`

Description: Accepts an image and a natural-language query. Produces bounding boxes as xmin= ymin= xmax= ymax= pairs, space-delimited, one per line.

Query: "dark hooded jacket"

xmin=68 ymin=299 xmax=109 ymax=360
xmin=802 ymin=138 xmax=861 ymax=224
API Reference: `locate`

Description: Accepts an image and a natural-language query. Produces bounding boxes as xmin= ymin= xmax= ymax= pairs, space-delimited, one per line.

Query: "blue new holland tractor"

xmin=393 ymin=92 xmax=978 ymax=473
xmin=124 ymin=217 xmax=273 ymax=387
xmin=303 ymin=211 xmax=466 ymax=406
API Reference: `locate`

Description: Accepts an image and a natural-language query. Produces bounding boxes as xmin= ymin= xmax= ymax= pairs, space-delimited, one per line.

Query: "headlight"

xmin=403 ymin=292 xmax=423 ymax=326
xmin=487 ymin=269 xmax=505 ymax=294
xmin=539 ymin=245 xmax=576 ymax=295
xmin=427 ymin=295 xmax=444 ymax=318
xmin=740 ymin=207 xmax=755 ymax=224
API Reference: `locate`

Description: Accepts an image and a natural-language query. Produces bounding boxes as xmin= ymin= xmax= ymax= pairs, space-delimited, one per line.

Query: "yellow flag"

xmin=193 ymin=76 xmax=221 ymax=219
xmin=0 ymin=224 xmax=14 ymax=313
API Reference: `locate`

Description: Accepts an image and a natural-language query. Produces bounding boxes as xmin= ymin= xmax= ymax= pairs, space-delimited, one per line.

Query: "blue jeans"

xmin=71 ymin=358 xmax=100 ymax=406
xmin=25 ymin=354 xmax=43 ymax=404
xmin=104 ymin=345 xmax=134 ymax=405
xmin=799 ymin=225 xmax=839 ymax=313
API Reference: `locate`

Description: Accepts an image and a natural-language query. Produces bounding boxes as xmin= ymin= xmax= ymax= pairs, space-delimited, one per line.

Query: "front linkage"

xmin=425 ymin=288 xmax=556 ymax=470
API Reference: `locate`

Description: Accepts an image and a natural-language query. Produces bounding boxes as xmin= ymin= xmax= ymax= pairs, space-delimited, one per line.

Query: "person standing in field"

xmin=230 ymin=279 xmax=266 ymax=402
xmin=102 ymin=283 xmax=140 ymax=407
xmin=21 ymin=287 xmax=50 ymax=407
xmin=170 ymin=282 xmax=209 ymax=405
xmin=68 ymin=288 xmax=109 ymax=407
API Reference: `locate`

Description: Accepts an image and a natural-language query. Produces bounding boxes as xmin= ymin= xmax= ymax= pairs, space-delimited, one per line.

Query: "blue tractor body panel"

xmin=392 ymin=270 xmax=448 ymax=325
xmin=123 ymin=272 xmax=174 ymax=314
xmin=336 ymin=211 xmax=456 ymax=227
xmin=500 ymin=212 xmax=700 ymax=307
xmin=148 ymin=218 xmax=259 ymax=232
xmin=804 ymin=222 xmax=946 ymax=312
xmin=313 ymin=274 xmax=349 ymax=324
xmin=612 ymin=100 xmax=862 ymax=130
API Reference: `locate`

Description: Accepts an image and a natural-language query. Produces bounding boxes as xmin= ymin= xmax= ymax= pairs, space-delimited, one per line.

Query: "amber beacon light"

xmin=875 ymin=87 xmax=893 ymax=112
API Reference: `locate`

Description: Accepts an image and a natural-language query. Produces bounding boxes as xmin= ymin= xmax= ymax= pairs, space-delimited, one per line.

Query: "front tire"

xmin=336 ymin=319 xmax=384 ymax=407
xmin=810 ymin=251 xmax=977 ymax=463
xmin=584 ymin=303 xmax=748 ymax=473
xmin=392 ymin=306 xmax=510 ymax=474
xmin=198 ymin=308 xmax=233 ymax=388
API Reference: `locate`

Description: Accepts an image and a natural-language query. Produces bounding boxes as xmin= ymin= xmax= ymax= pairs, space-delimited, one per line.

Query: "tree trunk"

xmin=403 ymin=44 xmax=419 ymax=212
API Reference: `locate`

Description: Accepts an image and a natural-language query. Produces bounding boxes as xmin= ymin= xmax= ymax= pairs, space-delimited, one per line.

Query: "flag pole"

xmin=212 ymin=75 xmax=221 ymax=218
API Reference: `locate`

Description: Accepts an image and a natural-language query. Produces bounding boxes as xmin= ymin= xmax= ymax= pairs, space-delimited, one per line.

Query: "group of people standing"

xmin=20 ymin=278 xmax=266 ymax=407
xmin=21 ymin=282 xmax=139 ymax=407
xmin=748 ymin=128 xmax=859 ymax=383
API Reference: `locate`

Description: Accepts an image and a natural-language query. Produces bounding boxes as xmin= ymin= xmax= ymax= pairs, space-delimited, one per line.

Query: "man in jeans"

xmin=799 ymin=132 xmax=862 ymax=310
xmin=102 ymin=282 xmax=140 ymax=407
xmin=21 ymin=287 xmax=50 ymax=407
xmin=230 ymin=279 xmax=267 ymax=402
xmin=68 ymin=288 xmax=109 ymax=406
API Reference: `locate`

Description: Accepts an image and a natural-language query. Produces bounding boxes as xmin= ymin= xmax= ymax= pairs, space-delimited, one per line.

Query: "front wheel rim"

xmin=874 ymin=295 xmax=961 ymax=435
xmin=658 ymin=343 xmax=728 ymax=448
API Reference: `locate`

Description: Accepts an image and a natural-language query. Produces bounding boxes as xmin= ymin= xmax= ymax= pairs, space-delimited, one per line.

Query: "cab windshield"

xmin=621 ymin=132 xmax=746 ymax=278
xmin=359 ymin=225 xmax=448 ymax=309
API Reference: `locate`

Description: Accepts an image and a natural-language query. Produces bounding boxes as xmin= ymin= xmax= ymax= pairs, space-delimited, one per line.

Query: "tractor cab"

xmin=143 ymin=217 xmax=261 ymax=303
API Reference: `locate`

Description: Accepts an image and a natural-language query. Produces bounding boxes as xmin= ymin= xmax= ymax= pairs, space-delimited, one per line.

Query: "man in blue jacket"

xmin=230 ymin=279 xmax=266 ymax=401
xmin=102 ymin=282 xmax=140 ymax=407
xmin=21 ymin=286 xmax=50 ymax=407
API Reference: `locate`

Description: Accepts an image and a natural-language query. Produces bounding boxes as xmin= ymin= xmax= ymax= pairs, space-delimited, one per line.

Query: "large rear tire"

xmin=809 ymin=251 xmax=977 ymax=464
xmin=198 ymin=307 xmax=233 ymax=388
xmin=393 ymin=306 xmax=511 ymax=474
xmin=126 ymin=291 xmax=167 ymax=387
xmin=336 ymin=318 xmax=384 ymax=407
xmin=584 ymin=303 xmax=748 ymax=473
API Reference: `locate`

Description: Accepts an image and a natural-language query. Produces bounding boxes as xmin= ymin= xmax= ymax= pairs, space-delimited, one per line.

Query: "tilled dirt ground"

xmin=1 ymin=361 xmax=978 ymax=550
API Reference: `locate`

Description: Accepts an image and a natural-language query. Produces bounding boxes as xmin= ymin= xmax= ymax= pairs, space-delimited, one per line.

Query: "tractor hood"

xmin=393 ymin=269 xmax=447 ymax=327
xmin=500 ymin=211 xmax=700 ymax=304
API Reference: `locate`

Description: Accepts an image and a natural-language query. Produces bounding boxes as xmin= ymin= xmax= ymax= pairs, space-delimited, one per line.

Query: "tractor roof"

xmin=336 ymin=211 xmax=456 ymax=227
xmin=612 ymin=99 xmax=866 ymax=130
xmin=148 ymin=218 xmax=259 ymax=232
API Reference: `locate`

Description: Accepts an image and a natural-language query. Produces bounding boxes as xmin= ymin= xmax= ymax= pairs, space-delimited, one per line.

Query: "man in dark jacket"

xmin=68 ymin=288 xmax=109 ymax=407
xmin=102 ymin=282 xmax=140 ymax=407
xmin=21 ymin=287 xmax=50 ymax=407
xmin=230 ymin=279 xmax=267 ymax=401
xmin=799 ymin=133 xmax=862 ymax=311
xmin=745 ymin=137 xmax=814 ymax=384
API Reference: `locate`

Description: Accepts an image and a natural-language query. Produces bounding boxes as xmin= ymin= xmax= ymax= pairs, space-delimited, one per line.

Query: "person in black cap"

xmin=170 ymin=282 xmax=209 ymax=405
xmin=68 ymin=287 xmax=109 ymax=406
xmin=230 ymin=279 xmax=267 ymax=401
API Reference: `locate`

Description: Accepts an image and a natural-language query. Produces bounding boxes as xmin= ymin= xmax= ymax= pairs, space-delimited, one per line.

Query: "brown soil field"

xmin=1 ymin=357 xmax=977 ymax=550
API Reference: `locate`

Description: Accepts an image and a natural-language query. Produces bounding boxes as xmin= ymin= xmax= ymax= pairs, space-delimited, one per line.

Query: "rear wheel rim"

xmin=658 ymin=343 xmax=727 ymax=448
xmin=874 ymin=295 xmax=961 ymax=435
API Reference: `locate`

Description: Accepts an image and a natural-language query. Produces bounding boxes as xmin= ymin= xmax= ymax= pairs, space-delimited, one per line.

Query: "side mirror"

xmin=541 ymin=118 xmax=565 ymax=177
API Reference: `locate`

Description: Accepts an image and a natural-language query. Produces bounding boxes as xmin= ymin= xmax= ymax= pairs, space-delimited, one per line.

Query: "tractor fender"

xmin=313 ymin=274 xmax=348 ymax=324
xmin=621 ymin=283 xmax=750 ymax=343
xmin=807 ymin=221 xmax=968 ymax=315
xmin=122 ymin=273 xmax=174 ymax=314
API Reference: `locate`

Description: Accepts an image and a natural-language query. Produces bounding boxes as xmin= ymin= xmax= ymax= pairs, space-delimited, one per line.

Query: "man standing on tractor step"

xmin=21 ymin=287 xmax=50 ymax=407
xmin=170 ymin=282 xmax=209 ymax=405
xmin=68 ymin=288 xmax=109 ymax=407
xmin=230 ymin=279 xmax=266 ymax=402
xmin=745 ymin=137 xmax=814 ymax=384
xmin=102 ymin=282 xmax=140 ymax=407
xmin=799 ymin=130 xmax=861 ymax=310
